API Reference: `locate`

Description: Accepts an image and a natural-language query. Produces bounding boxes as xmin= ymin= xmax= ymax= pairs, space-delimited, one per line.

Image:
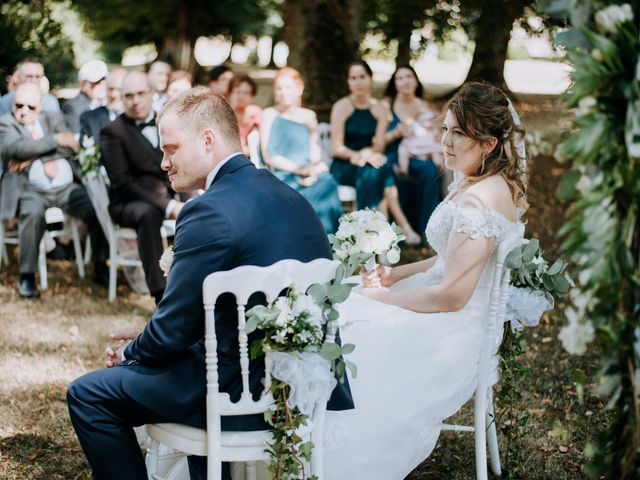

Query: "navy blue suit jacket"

xmin=122 ymin=154 xmax=353 ymax=429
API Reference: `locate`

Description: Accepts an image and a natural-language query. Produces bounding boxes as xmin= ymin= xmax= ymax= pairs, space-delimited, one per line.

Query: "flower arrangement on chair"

xmin=245 ymin=264 xmax=356 ymax=480
xmin=77 ymin=136 xmax=101 ymax=175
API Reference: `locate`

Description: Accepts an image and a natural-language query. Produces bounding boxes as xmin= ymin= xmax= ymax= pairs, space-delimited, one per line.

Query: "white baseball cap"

xmin=78 ymin=60 xmax=108 ymax=83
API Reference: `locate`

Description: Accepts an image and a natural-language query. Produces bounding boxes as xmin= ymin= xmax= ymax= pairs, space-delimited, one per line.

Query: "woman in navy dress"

xmin=383 ymin=65 xmax=445 ymax=240
xmin=330 ymin=61 xmax=421 ymax=244
xmin=260 ymin=67 xmax=342 ymax=234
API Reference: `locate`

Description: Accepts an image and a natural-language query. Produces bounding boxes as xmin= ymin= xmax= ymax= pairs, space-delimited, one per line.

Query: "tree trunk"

xmin=158 ymin=4 xmax=197 ymax=73
xmin=395 ymin=28 xmax=411 ymax=68
xmin=465 ymin=0 xmax=528 ymax=94
xmin=284 ymin=0 xmax=363 ymax=121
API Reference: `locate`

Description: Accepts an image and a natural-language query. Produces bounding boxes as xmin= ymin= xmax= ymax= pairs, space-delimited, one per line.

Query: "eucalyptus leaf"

xmin=547 ymin=259 xmax=564 ymax=276
xmin=320 ymin=342 xmax=342 ymax=360
xmin=341 ymin=343 xmax=355 ymax=355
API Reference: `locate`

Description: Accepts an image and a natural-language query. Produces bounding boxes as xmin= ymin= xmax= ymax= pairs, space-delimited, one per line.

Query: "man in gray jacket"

xmin=0 ymin=83 xmax=107 ymax=297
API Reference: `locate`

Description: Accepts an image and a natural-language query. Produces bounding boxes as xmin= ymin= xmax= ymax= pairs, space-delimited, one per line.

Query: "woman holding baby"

xmin=383 ymin=65 xmax=446 ymax=240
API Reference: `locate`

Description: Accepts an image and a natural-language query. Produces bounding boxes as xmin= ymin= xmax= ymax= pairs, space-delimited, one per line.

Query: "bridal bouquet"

xmin=505 ymin=238 xmax=572 ymax=331
xmin=78 ymin=136 xmax=101 ymax=175
xmin=329 ymin=208 xmax=405 ymax=283
xmin=246 ymin=266 xmax=355 ymax=480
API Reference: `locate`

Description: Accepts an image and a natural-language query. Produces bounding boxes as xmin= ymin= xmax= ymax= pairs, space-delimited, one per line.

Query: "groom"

xmin=67 ymin=87 xmax=353 ymax=479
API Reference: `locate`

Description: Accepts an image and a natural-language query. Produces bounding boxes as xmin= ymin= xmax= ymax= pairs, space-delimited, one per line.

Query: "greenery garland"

xmin=540 ymin=1 xmax=640 ymax=477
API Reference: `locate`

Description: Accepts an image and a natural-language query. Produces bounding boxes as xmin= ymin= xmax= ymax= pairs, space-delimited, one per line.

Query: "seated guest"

xmin=382 ymin=65 xmax=444 ymax=239
xmin=146 ymin=60 xmax=172 ymax=113
xmin=0 ymin=83 xmax=108 ymax=297
xmin=62 ymin=60 xmax=108 ymax=134
xmin=228 ymin=73 xmax=261 ymax=157
xmin=208 ymin=65 xmax=233 ymax=97
xmin=260 ymin=67 xmax=342 ymax=234
xmin=100 ymin=71 xmax=184 ymax=304
xmin=330 ymin=60 xmax=421 ymax=244
xmin=79 ymin=68 xmax=127 ymax=141
xmin=166 ymin=70 xmax=192 ymax=99
xmin=0 ymin=57 xmax=60 ymax=116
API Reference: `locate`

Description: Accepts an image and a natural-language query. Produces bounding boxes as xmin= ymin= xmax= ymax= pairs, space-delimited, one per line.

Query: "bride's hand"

xmin=361 ymin=264 xmax=395 ymax=288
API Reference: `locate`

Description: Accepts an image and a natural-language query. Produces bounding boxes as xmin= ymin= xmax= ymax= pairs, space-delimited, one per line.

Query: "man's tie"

xmin=137 ymin=117 xmax=156 ymax=130
xmin=29 ymin=123 xmax=57 ymax=180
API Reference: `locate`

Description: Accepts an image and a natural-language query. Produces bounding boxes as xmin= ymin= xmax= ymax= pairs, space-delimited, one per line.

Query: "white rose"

xmin=159 ymin=247 xmax=174 ymax=277
xmin=293 ymin=294 xmax=322 ymax=320
xmin=595 ymin=4 xmax=633 ymax=34
xmin=386 ymin=247 xmax=400 ymax=264
xmin=274 ymin=297 xmax=291 ymax=326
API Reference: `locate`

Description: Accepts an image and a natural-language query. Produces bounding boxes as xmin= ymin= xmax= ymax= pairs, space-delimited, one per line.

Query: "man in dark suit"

xmin=0 ymin=83 xmax=108 ymax=297
xmin=79 ymin=67 xmax=127 ymax=142
xmin=100 ymin=71 xmax=184 ymax=303
xmin=67 ymin=87 xmax=353 ymax=479
xmin=62 ymin=60 xmax=108 ymax=134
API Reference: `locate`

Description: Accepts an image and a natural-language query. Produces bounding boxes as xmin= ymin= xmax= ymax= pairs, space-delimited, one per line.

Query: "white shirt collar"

xmin=205 ymin=152 xmax=243 ymax=190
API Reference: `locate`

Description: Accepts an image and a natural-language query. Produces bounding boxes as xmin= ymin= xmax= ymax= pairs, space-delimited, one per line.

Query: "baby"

xmin=397 ymin=110 xmax=444 ymax=175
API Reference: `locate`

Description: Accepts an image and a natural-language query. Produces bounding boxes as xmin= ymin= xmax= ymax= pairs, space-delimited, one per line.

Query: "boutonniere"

xmin=159 ymin=245 xmax=174 ymax=277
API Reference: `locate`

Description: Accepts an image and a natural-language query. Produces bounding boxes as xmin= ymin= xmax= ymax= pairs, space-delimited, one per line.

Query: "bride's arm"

xmin=388 ymin=257 xmax=438 ymax=283
xmin=364 ymin=230 xmax=494 ymax=313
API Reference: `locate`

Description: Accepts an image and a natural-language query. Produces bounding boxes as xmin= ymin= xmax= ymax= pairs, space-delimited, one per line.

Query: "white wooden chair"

xmin=145 ymin=258 xmax=340 ymax=480
xmin=317 ymin=122 xmax=356 ymax=211
xmin=82 ymin=168 xmax=174 ymax=302
xmin=246 ymin=130 xmax=262 ymax=168
xmin=1 ymin=208 xmax=85 ymax=289
xmin=441 ymin=223 xmax=525 ymax=480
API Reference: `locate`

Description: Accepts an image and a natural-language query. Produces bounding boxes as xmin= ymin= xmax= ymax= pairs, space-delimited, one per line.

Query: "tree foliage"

xmin=0 ymin=0 xmax=76 ymax=92
xmin=543 ymin=0 xmax=640 ymax=477
xmin=70 ymin=0 xmax=278 ymax=70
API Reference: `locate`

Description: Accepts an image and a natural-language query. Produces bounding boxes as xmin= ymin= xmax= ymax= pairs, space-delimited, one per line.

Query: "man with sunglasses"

xmin=0 ymin=57 xmax=60 ymax=117
xmin=0 ymin=83 xmax=108 ymax=298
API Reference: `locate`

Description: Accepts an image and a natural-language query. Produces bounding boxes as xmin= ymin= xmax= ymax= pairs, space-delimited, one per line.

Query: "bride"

xmin=323 ymin=82 xmax=528 ymax=479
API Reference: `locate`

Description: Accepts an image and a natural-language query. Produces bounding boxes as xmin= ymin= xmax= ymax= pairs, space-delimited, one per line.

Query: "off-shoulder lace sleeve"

xmin=451 ymin=207 xmax=507 ymax=240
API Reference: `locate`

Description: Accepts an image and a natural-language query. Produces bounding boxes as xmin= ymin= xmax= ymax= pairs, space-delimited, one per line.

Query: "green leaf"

xmin=558 ymin=170 xmax=581 ymax=200
xmin=320 ymin=342 xmax=341 ymax=360
xmin=245 ymin=315 xmax=259 ymax=334
xmin=341 ymin=343 xmax=355 ymax=355
xmin=522 ymin=239 xmax=540 ymax=262
xmin=345 ymin=359 xmax=357 ymax=379
xmin=307 ymin=283 xmax=328 ymax=304
xmin=546 ymin=259 xmax=564 ymax=276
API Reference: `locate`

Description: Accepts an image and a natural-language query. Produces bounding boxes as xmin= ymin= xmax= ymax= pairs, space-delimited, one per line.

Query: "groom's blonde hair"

xmin=158 ymin=86 xmax=242 ymax=150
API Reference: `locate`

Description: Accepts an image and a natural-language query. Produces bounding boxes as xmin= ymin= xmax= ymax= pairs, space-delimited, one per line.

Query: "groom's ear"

xmin=202 ymin=128 xmax=216 ymax=152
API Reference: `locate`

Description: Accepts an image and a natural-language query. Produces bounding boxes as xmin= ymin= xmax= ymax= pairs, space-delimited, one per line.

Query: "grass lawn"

xmin=0 ymin=94 xmax=609 ymax=479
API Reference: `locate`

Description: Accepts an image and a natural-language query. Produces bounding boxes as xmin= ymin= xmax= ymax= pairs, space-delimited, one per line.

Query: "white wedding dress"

xmin=323 ymin=194 xmax=521 ymax=480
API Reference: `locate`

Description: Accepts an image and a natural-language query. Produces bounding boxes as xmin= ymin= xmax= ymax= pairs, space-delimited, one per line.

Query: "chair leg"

xmin=0 ymin=222 xmax=7 ymax=267
xmin=145 ymin=435 xmax=162 ymax=477
xmin=244 ymin=461 xmax=257 ymax=480
xmin=486 ymin=388 xmax=501 ymax=476
xmin=38 ymin=238 xmax=48 ymax=290
xmin=70 ymin=219 xmax=85 ymax=279
xmin=108 ymin=234 xmax=117 ymax=303
xmin=84 ymin=236 xmax=92 ymax=265
xmin=474 ymin=389 xmax=489 ymax=480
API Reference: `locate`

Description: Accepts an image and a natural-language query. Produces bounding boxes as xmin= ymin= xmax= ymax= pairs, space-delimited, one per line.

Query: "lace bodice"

xmin=419 ymin=199 xmax=520 ymax=293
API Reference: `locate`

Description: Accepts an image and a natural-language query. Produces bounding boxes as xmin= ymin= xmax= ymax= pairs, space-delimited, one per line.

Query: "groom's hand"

xmin=105 ymin=331 xmax=139 ymax=368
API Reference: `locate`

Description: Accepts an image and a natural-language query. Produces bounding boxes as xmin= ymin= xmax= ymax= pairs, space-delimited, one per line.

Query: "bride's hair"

xmin=445 ymin=82 xmax=528 ymax=210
